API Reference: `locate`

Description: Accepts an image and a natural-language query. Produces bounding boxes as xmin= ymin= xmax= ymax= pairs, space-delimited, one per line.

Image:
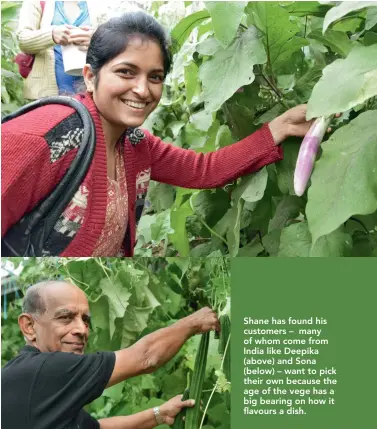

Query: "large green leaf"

xmin=171 ymin=10 xmax=211 ymax=53
xmin=306 ymin=111 xmax=377 ymax=243
xmin=90 ymin=296 xmax=109 ymax=331
xmin=192 ymin=189 xmax=230 ymax=227
xmin=204 ymin=1 xmax=247 ymax=48
xmin=214 ymin=124 xmax=233 ymax=149
xmin=310 ymin=227 xmax=353 ymax=256
xmin=275 ymin=139 xmax=300 ymax=195
xmin=308 ymin=29 xmax=353 ymax=57
xmin=99 ymin=278 xmax=131 ymax=339
xmin=268 ymin=196 xmax=304 ymax=232
xmin=1 ymin=3 xmax=20 ymax=21
xmin=263 ymin=229 xmax=281 ymax=256
xmin=283 ymin=2 xmax=332 ymax=17
xmin=238 ymin=239 xmax=264 ymax=256
xmin=278 ymin=222 xmax=312 ymax=257
xmin=120 ymin=305 xmax=156 ymax=348
xmin=184 ymin=62 xmax=199 ymax=105
xmin=169 ymin=188 xmax=195 ymax=256
xmin=246 ymin=2 xmax=308 ymax=74
xmin=240 ymin=167 xmax=268 ymax=203
xmin=351 ymin=231 xmax=377 ymax=256
xmin=211 ymin=170 xmax=267 ymax=257
xmin=364 ymin=31 xmax=377 ymax=46
xmin=222 ymin=83 xmax=263 ymax=139
xmin=196 ymin=35 xmax=222 ymax=56
xmin=198 ymin=26 xmax=266 ymax=113
xmin=147 ymin=182 xmax=175 ymax=212
xmin=151 ymin=210 xmax=174 ymax=243
xmin=332 ymin=16 xmax=364 ymax=33
xmin=323 ymin=1 xmax=377 ymax=33
xmin=366 ymin=6 xmax=377 ymax=30
xmin=181 ymin=123 xmax=207 ymax=148
xmin=307 ymin=44 xmax=377 ymax=119
xmin=288 ymin=66 xmax=324 ymax=104
xmin=226 ymin=200 xmax=244 ymax=257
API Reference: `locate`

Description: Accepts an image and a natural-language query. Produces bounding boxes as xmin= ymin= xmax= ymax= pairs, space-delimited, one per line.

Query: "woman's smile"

xmin=121 ymin=99 xmax=149 ymax=112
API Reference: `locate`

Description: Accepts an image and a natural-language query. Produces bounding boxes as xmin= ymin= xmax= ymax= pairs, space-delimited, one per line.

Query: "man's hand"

xmin=68 ymin=25 xmax=93 ymax=51
xmin=159 ymin=395 xmax=195 ymax=425
xmin=52 ymin=24 xmax=74 ymax=46
xmin=185 ymin=307 xmax=220 ymax=334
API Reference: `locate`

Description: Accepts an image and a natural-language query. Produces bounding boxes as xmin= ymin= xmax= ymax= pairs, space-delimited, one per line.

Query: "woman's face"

xmin=89 ymin=35 xmax=165 ymax=130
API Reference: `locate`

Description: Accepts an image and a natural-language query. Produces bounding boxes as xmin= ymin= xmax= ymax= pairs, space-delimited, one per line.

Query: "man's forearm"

xmin=98 ymin=408 xmax=158 ymax=429
xmin=109 ymin=317 xmax=197 ymax=386
xmin=138 ymin=317 xmax=196 ymax=371
xmin=107 ymin=307 xmax=217 ymax=387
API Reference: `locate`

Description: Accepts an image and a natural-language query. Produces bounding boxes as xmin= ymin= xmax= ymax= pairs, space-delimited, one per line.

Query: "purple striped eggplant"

xmin=294 ymin=116 xmax=331 ymax=197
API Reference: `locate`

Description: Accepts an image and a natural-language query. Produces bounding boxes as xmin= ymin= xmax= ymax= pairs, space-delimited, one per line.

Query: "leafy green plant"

xmin=1 ymin=1 xmax=25 ymax=116
xmin=137 ymin=1 xmax=377 ymax=258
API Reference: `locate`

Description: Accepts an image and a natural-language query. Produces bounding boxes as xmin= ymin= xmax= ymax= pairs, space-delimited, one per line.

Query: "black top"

xmin=1 ymin=345 xmax=116 ymax=429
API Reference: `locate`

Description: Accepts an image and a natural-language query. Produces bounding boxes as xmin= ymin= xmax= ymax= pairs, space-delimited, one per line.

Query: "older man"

xmin=2 ymin=280 xmax=219 ymax=429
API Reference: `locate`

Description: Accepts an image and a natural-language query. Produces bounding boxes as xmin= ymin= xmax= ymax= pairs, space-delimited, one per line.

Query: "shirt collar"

xmin=20 ymin=345 xmax=41 ymax=354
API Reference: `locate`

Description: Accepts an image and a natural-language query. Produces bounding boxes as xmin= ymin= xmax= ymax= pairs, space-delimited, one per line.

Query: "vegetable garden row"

xmin=140 ymin=1 xmax=377 ymax=258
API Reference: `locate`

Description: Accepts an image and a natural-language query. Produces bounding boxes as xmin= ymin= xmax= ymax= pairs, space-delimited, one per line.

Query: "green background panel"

xmin=231 ymin=258 xmax=377 ymax=429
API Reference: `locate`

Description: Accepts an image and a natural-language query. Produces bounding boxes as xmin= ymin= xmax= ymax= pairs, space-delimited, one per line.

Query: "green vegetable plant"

xmin=1 ymin=2 xmax=25 ymax=117
xmin=185 ymin=332 xmax=210 ymax=429
xmin=137 ymin=1 xmax=377 ymax=258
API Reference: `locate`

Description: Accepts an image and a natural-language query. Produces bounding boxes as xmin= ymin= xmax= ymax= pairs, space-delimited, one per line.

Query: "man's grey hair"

xmin=22 ymin=280 xmax=67 ymax=316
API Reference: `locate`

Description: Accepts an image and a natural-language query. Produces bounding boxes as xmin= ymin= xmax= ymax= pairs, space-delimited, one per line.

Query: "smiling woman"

xmin=1 ymin=11 xmax=315 ymax=257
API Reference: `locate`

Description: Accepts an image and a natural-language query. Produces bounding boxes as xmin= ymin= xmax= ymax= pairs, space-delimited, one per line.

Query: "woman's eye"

xmin=150 ymin=75 xmax=163 ymax=82
xmin=119 ymin=69 xmax=133 ymax=76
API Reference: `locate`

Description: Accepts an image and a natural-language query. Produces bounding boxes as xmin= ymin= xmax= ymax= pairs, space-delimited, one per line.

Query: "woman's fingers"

xmin=69 ymin=35 xmax=90 ymax=43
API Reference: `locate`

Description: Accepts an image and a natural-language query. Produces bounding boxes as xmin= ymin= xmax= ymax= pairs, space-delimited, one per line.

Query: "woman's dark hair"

xmin=86 ymin=11 xmax=173 ymax=85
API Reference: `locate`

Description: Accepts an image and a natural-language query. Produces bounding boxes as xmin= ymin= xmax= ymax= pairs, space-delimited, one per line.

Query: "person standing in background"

xmin=17 ymin=0 xmax=108 ymax=99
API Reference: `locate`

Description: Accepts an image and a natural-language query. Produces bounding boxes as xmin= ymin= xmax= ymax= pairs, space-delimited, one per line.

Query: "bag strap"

xmin=1 ymin=96 xmax=96 ymax=254
xmin=40 ymin=1 xmax=45 ymax=13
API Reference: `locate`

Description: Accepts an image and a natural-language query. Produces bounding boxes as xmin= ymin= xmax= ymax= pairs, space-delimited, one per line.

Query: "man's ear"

xmin=83 ymin=63 xmax=95 ymax=93
xmin=18 ymin=314 xmax=36 ymax=342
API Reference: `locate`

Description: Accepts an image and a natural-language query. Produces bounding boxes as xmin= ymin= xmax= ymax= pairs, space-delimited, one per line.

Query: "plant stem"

xmin=171 ymin=105 xmax=181 ymax=121
xmin=260 ymin=73 xmax=290 ymax=110
xmin=301 ymin=16 xmax=308 ymax=77
xmin=198 ymin=216 xmax=230 ymax=248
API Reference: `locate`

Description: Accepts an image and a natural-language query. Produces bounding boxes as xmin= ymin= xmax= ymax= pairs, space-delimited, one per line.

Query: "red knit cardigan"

xmin=1 ymin=93 xmax=283 ymax=256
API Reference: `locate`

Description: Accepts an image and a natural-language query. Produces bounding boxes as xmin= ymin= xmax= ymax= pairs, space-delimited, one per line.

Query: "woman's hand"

xmin=52 ymin=24 xmax=74 ymax=46
xmin=68 ymin=25 xmax=93 ymax=51
xmin=159 ymin=395 xmax=195 ymax=425
xmin=268 ymin=104 xmax=314 ymax=145
xmin=268 ymin=105 xmax=342 ymax=145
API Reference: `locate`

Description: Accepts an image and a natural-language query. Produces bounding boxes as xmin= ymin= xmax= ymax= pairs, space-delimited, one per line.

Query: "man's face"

xmin=32 ymin=283 xmax=90 ymax=355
